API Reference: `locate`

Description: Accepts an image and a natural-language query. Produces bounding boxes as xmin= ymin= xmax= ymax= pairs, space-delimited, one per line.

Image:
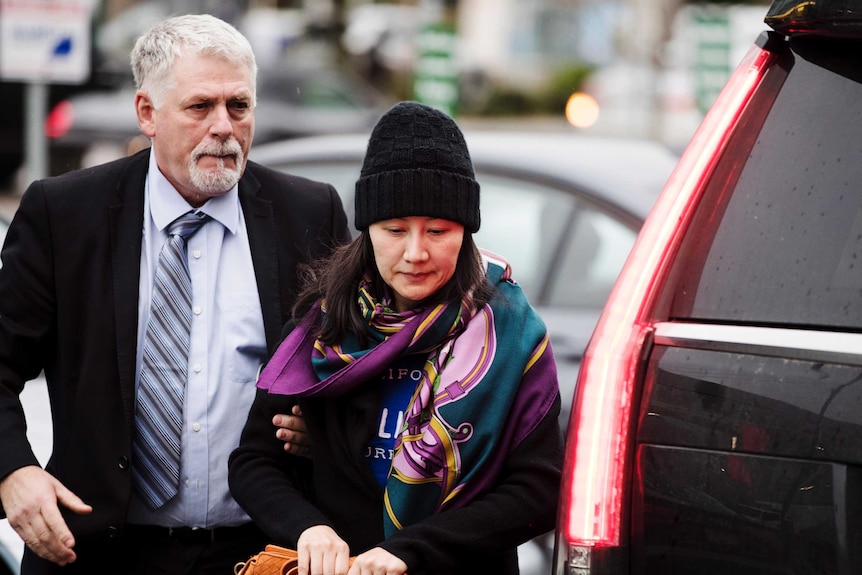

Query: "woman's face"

xmin=369 ymin=216 xmax=464 ymax=312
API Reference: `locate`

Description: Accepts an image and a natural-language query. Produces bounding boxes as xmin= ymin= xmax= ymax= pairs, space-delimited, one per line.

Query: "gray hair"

xmin=131 ymin=14 xmax=257 ymax=108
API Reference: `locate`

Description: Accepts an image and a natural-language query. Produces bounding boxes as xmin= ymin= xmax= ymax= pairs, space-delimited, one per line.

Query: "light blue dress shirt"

xmin=127 ymin=151 xmax=267 ymax=527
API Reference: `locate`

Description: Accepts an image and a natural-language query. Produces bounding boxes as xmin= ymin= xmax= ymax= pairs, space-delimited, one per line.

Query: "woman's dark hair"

xmin=292 ymin=232 xmax=495 ymax=345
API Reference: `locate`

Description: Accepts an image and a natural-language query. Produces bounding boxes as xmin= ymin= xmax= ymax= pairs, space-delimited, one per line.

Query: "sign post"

xmin=0 ymin=0 xmax=92 ymax=183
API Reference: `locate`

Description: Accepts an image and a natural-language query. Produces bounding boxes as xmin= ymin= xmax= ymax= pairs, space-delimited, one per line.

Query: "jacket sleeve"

xmin=0 ymin=181 xmax=55 ymax=499
xmin=228 ymin=387 xmax=335 ymax=546
xmin=379 ymin=392 xmax=563 ymax=575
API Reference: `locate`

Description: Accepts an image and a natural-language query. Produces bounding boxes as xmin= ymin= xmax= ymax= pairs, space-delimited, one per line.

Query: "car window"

xmin=280 ymin=160 xmax=591 ymax=304
xmin=668 ymin=37 xmax=862 ymax=329
xmin=546 ymin=207 xmax=637 ymax=308
xmin=472 ymin=173 xmax=573 ymax=300
xmin=276 ymin=158 xmax=639 ymax=307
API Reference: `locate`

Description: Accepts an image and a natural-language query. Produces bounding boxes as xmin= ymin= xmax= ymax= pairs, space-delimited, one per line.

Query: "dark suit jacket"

xmin=0 ymin=149 xmax=350 ymax=572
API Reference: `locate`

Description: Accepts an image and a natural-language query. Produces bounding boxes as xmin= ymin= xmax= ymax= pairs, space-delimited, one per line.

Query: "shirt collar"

xmin=147 ymin=149 xmax=240 ymax=234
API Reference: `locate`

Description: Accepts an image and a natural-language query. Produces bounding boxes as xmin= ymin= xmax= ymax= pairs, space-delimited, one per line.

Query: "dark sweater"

xmin=229 ymin=382 xmax=562 ymax=575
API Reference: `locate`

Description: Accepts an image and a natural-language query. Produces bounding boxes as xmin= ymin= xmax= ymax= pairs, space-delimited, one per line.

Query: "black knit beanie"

xmin=354 ymin=101 xmax=480 ymax=232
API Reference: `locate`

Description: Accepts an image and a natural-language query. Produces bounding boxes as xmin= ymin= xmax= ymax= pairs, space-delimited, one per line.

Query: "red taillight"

xmin=555 ymin=39 xmax=779 ymax=570
xmin=45 ymin=100 xmax=74 ymax=138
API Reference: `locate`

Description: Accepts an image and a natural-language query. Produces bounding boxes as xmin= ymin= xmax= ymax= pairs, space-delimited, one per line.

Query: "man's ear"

xmin=135 ymin=91 xmax=156 ymax=137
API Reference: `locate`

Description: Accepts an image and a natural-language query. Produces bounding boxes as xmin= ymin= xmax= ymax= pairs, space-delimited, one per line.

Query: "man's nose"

xmin=209 ymin=105 xmax=233 ymax=137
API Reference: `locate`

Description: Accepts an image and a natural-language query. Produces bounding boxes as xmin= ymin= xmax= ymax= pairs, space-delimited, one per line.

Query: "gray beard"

xmin=188 ymin=153 xmax=243 ymax=193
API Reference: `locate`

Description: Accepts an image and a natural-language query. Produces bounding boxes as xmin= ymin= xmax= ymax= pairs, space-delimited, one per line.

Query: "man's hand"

xmin=273 ymin=404 xmax=311 ymax=457
xmin=0 ymin=465 xmax=92 ymax=565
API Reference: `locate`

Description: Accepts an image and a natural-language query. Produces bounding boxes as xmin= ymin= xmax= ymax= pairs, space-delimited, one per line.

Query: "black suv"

xmin=553 ymin=1 xmax=862 ymax=573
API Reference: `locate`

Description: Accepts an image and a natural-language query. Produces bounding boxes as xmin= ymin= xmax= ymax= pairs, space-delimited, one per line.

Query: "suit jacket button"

xmin=118 ymin=456 xmax=129 ymax=470
xmin=107 ymin=526 xmax=119 ymax=540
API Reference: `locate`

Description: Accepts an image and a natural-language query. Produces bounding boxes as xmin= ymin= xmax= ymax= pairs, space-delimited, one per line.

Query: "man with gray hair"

xmin=0 ymin=14 xmax=349 ymax=574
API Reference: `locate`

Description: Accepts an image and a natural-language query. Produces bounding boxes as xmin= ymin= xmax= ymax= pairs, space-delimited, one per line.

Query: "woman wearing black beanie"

xmin=229 ymin=101 xmax=562 ymax=575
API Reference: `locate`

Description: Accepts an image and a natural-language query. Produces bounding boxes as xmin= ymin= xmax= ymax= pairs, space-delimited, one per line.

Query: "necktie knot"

xmin=168 ymin=211 xmax=210 ymax=241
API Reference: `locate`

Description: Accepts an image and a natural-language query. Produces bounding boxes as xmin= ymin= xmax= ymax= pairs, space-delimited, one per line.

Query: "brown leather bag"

xmin=234 ymin=545 xmax=359 ymax=575
xmin=234 ymin=545 xmax=300 ymax=575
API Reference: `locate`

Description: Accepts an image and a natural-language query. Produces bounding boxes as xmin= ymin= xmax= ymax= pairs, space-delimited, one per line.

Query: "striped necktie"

xmin=132 ymin=210 xmax=210 ymax=510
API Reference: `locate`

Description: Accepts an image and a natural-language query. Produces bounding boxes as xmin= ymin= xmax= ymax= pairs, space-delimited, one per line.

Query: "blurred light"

xmin=565 ymin=92 xmax=599 ymax=128
xmin=45 ymin=100 xmax=73 ymax=139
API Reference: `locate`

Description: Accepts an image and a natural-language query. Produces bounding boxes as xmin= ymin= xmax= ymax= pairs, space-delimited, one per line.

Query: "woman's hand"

xmin=297 ymin=525 xmax=351 ymax=575
xmin=348 ymin=547 xmax=408 ymax=575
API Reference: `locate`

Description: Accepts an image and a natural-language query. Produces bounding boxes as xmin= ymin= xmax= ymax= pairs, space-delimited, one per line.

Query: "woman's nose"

xmin=403 ymin=233 xmax=429 ymax=262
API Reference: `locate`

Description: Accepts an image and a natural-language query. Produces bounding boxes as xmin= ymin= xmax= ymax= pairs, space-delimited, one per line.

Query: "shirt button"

xmin=193 ymin=306 xmax=202 ymax=315
xmin=193 ymin=364 xmax=202 ymax=373
xmin=193 ymin=250 xmax=202 ymax=259
xmin=192 ymin=422 xmax=201 ymax=432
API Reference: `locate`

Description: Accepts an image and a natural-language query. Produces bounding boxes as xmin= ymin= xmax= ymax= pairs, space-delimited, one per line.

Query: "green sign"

xmin=413 ymin=21 xmax=459 ymax=116
xmin=692 ymin=8 xmax=731 ymax=114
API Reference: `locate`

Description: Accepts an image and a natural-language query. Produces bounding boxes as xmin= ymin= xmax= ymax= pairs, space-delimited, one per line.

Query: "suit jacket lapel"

xmin=238 ymin=169 xmax=284 ymax=355
xmin=109 ymin=151 xmax=147 ymax=431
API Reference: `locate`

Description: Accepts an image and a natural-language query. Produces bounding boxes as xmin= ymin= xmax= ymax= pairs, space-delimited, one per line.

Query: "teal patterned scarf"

xmin=257 ymin=251 xmax=559 ymax=536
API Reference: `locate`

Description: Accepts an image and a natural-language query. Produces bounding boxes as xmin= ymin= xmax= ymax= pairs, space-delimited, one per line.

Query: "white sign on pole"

xmin=0 ymin=0 xmax=92 ymax=85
